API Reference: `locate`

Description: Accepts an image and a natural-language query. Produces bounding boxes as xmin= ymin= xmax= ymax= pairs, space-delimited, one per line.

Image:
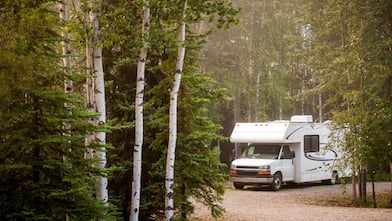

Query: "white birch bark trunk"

xmin=59 ymin=0 xmax=73 ymax=146
xmin=165 ymin=1 xmax=187 ymax=220
xmin=84 ymin=1 xmax=95 ymax=160
xmin=59 ymin=2 xmax=72 ymax=221
xmin=60 ymin=0 xmax=73 ymax=95
xmin=90 ymin=0 xmax=108 ymax=209
xmin=131 ymin=1 xmax=149 ymax=220
xmin=82 ymin=0 xmax=108 ymax=213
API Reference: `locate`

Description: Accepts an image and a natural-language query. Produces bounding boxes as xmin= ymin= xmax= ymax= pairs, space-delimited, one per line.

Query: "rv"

xmin=229 ymin=115 xmax=344 ymax=190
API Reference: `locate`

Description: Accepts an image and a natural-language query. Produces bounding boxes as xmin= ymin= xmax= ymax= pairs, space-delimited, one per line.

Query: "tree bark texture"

xmin=165 ymin=1 xmax=187 ymax=220
xmin=131 ymin=1 xmax=149 ymax=220
xmin=90 ymin=0 xmax=108 ymax=208
xmin=83 ymin=0 xmax=108 ymax=214
xmin=59 ymin=3 xmax=72 ymax=220
xmin=84 ymin=1 xmax=95 ymax=160
xmin=59 ymin=0 xmax=73 ymax=95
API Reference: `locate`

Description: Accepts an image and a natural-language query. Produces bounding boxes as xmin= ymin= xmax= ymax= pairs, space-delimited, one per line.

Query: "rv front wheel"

xmin=271 ymin=173 xmax=282 ymax=191
xmin=233 ymin=182 xmax=244 ymax=190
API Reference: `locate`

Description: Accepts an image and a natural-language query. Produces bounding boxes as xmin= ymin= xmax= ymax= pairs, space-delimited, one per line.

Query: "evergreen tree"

xmin=303 ymin=0 xmax=392 ymax=204
xmin=104 ymin=0 xmax=238 ymax=219
xmin=0 ymin=1 xmax=115 ymax=220
xmin=148 ymin=56 xmax=228 ymax=220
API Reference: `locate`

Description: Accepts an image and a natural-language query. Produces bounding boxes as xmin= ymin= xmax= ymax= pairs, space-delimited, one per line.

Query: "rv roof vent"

xmin=290 ymin=115 xmax=313 ymax=123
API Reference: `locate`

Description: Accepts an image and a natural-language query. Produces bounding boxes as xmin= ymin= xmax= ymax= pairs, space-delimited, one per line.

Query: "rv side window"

xmin=304 ymin=135 xmax=319 ymax=152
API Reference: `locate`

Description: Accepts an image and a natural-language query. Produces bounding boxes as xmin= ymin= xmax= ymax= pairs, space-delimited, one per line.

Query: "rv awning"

xmin=230 ymin=122 xmax=297 ymax=143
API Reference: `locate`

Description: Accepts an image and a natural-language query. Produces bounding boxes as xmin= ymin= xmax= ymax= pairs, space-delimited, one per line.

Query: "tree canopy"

xmin=1 ymin=0 xmax=391 ymax=220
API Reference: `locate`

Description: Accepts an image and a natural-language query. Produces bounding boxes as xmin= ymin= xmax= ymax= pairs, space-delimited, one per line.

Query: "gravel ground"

xmin=189 ymin=182 xmax=392 ymax=221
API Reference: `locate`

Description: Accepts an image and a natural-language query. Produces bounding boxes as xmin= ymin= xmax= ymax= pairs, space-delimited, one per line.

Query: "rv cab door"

xmin=280 ymin=145 xmax=295 ymax=181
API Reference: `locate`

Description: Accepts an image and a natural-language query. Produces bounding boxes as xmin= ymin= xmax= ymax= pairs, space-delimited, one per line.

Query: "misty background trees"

xmin=1 ymin=0 xmax=391 ymax=220
xmin=201 ymin=0 xmax=392 ymax=205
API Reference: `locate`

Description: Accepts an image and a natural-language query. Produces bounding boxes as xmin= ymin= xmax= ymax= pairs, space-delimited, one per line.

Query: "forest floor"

xmin=189 ymin=182 xmax=392 ymax=221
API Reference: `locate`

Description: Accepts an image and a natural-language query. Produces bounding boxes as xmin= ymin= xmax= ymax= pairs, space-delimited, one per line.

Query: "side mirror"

xmin=291 ymin=151 xmax=295 ymax=158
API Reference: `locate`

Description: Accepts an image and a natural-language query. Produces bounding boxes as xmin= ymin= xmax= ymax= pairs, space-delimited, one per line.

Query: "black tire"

xmin=233 ymin=182 xmax=244 ymax=190
xmin=271 ymin=173 xmax=282 ymax=191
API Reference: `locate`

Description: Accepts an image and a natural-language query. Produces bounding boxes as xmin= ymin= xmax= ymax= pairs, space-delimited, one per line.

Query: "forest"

xmin=0 ymin=0 xmax=391 ymax=220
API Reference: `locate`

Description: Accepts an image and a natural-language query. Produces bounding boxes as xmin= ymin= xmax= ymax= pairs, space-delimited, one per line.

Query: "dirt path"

xmin=190 ymin=182 xmax=392 ymax=221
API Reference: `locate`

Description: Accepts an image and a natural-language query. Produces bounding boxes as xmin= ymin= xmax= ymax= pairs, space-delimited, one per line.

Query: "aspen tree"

xmin=131 ymin=1 xmax=150 ymax=220
xmin=0 ymin=0 xmax=112 ymax=219
xmin=59 ymin=2 xmax=72 ymax=220
xmin=165 ymin=1 xmax=187 ymax=220
xmin=60 ymin=0 xmax=73 ymax=95
xmin=83 ymin=0 xmax=108 ymax=211
xmin=91 ymin=0 xmax=109 ymax=209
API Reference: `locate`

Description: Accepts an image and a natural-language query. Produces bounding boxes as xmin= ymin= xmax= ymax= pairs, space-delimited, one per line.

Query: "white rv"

xmin=229 ymin=115 xmax=343 ymax=190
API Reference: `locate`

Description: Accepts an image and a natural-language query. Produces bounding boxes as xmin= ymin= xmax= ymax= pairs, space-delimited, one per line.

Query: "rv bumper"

xmin=229 ymin=176 xmax=274 ymax=184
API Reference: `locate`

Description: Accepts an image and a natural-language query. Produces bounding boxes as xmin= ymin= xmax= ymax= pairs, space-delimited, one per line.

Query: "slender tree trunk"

xmin=255 ymin=73 xmax=260 ymax=121
xmin=180 ymin=183 xmax=186 ymax=220
xmin=318 ymin=93 xmax=322 ymax=122
xmin=59 ymin=2 xmax=72 ymax=220
xmin=390 ymin=162 xmax=392 ymax=205
xmin=59 ymin=0 xmax=73 ymax=151
xmin=60 ymin=0 xmax=73 ymax=95
xmin=352 ymin=168 xmax=358 ymax=205
xmin=359 ymin=64 xmax=367 ymax=203
xmin=90 ymin=0 xmax=108 ymax=209
xmin=233 ymin=26 xmax=241 ymax=159
xmin=83 ymin=0 xmax=108 ymax=216
xmin=165 ymin=1 xmax=187 ymax=220
xmin=352 ymin=175 xmax=357 ymax=205
xmin=247 ymin=1 xmax=255 ymax=122
xmin=359 ymin=168 xmax=362 ymax=199
xmin=362 ymin=169 xmax=367 ymax=202
xmin=84 ymin=0 xmax=95 ymax=160
xmin=131 ymin=1 xmax=149 ymax=220
xmin=233 ymin=90 xmax=241 ymax=159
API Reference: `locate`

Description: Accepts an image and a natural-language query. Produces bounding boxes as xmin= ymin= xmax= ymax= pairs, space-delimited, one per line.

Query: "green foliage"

xmin=201 ymin=0 xmax=391 ymax=207
xmin=201 ymin=0 xmax=309 ymax=122
xmin=106 ymin=53 xmax=230 ymax=220
xmin=306 ymin=0 xmax=392 ymax=174
xmin=0 ymin=1 xmax=116 ymax=220
xmin=203 ymin=0 xmax=391 ymax=170
xmin=147 ymin=65 xmax=228 ymax=220
xmin=102 ymin=1 xmax=239 ymax=220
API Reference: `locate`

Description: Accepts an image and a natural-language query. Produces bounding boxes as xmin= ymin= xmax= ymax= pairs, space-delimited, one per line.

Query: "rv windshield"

xmin=242 ymin=144 xmax=281 ymax=159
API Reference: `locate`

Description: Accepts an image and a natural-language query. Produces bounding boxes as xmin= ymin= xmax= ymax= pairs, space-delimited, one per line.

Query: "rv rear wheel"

xmin=271 ymin=173 xmax=282 ymax=191
xmin=233 ymin=182 xmax=244 ymax=190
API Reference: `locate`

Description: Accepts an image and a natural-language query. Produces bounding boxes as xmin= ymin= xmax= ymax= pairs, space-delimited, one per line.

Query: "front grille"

xmin=236 ymin=166 xmax=259 ymax=169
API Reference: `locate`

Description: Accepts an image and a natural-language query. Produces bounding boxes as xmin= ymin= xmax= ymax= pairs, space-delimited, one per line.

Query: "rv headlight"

xmin=258 ymin=165 xmax=271 ymax=175
xmin=259 ymin=165 xmax=270 ymax=170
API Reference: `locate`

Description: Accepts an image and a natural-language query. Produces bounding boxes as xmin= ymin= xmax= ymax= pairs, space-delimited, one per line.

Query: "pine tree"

xmin=148 ymin=53 xmax=229 ymax=220
xmin=0 ymin=1 xmax=113 ymax=220
xmin=303 ymin=0 xmax=392 ymax=204
xmin=98 ymin=0 xmax=239 ymax=219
